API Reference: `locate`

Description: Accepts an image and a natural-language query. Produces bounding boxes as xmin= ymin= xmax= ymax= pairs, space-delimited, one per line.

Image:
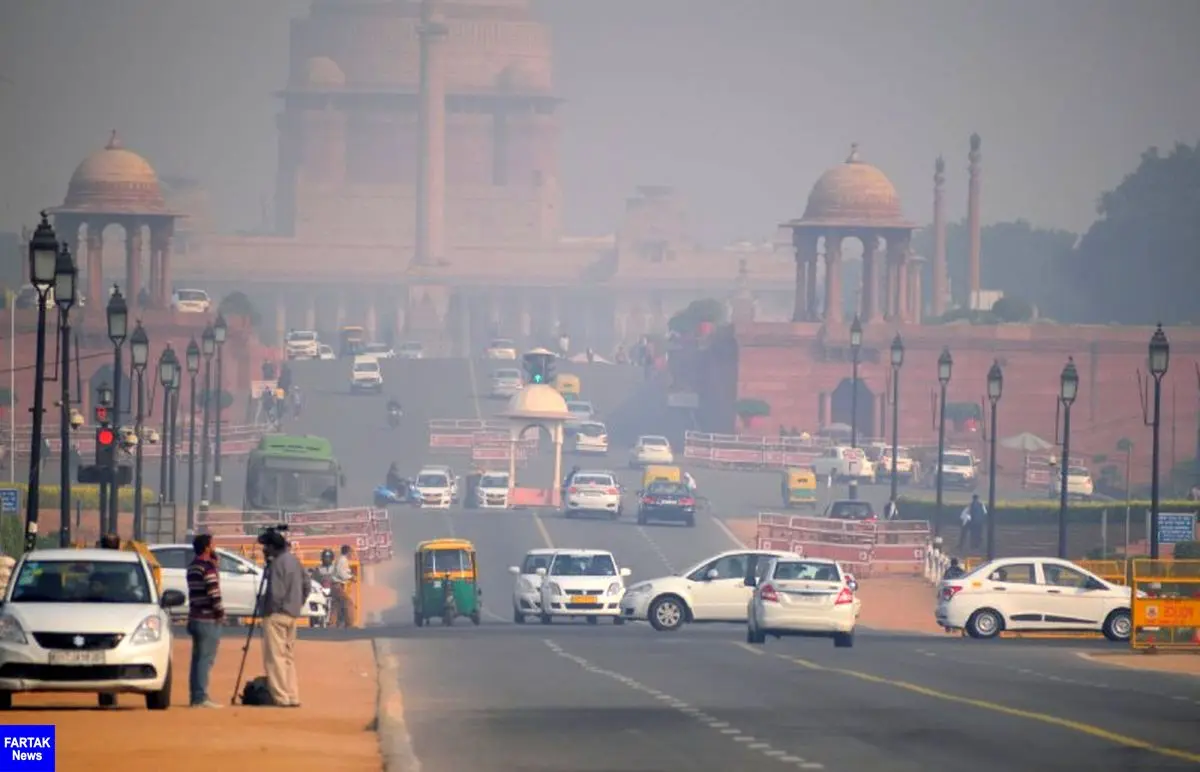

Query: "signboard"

xmin=1134 ymin=598 xmax=1200 ymax=627
xmin=0 ymin=487 xmax=17 ymax=514
xmin=1156 ymin=512 xmax=1197 ymax=544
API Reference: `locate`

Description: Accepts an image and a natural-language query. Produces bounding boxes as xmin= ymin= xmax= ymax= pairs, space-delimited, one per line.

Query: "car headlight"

xmin=547 ymin=583 xmax=563 ymax=596
xmin=0 ymin=615 xmax=28 ymax=645
xmin=130 ymin=614 xmax=164 ymax=645
xmin=607 ymin=583 xmax=623 ymax=596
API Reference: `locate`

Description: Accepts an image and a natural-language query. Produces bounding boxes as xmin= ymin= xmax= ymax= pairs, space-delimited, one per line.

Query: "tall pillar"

xmin=967 ymin=134 xmax=982 ymax=309
xmin=791 ymin=231 xmax=817 ymax=322
xmin=823 ymin=233 xmax=844 ymax=324
xmin=335 ymin=289 xmax=347 ymax=330
xmin=85 ymin=221 xmax=105 ymax=304
xmin=149 ymin=223 xmax=172 ymax=307
xmin=932 ymin=156 xmax=948 ymax=316
xmin=414 ymin=0 xmax=448 ymax=265
xmin=125 ymin=222 xmax=143 ymax=305
xmin=394 ymin=293 xmax=407 ymax=337
xmin=886 ymin=234 xmax=912 ymax=322
xmin=365 ymin=295 xmax=378 ymax=339
xmin=860 ymin=233 xmax=880 ymax=323
xmin=908 ymin=259 xmax=923 ymax=323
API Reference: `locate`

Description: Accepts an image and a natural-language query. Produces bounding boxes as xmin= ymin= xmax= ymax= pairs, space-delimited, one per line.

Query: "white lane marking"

xmin=710 ymin=515 xmax=747 ymax=547
xmin=541 ymin=639 xmax=822 ymax=769
xmin=533 ymin=511 xmax=555 ymax=548
xmin=635 ymin=525 xmax=676 ymax=573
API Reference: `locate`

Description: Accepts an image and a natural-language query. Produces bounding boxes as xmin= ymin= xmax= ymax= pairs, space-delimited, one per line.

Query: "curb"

xmin=374 ymin=638 xmax=422 ymax=772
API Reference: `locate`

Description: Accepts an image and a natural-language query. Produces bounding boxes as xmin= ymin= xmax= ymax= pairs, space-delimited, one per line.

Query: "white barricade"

xmin=683 ymin=430 xmax=825 ymax=471
xmin=752 ymin=512 xmax=931 ymax=578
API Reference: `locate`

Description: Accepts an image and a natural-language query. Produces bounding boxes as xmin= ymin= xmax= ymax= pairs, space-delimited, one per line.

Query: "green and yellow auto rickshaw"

xmin=781 ymin=467 xmax=818 ymax=509
xmin=412 ymin=538 xmax=481 ymax=627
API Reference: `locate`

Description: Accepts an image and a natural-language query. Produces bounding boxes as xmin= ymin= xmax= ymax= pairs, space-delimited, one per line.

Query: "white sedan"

xmin=563 ymin=471 xmax=622 ymax=520
xmin=485 ymin=338 xmax=518 ymax=360
xmin=508 ymin=549 xmax=556 ymax=623
xmin=628 ymin=435 xmax=674 ymax=467
xmin=746 ymin=556 xmax=860 ymax=648
xmin=621 ymin=550 xmax=799 ymax=631
xmin=936 ymin=557 xmax=1132 ymax=641
xmin=536 ymin=550 xmax=630 ymax=624
xmin=0 ymin=548 xmax=184 ymax=710
xmin=573 ymin=421 xmax=609 ymax=455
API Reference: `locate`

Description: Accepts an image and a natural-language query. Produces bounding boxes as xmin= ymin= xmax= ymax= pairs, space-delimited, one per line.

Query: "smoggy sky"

xmin=0 ymin=0 xmax=1197 ymax=245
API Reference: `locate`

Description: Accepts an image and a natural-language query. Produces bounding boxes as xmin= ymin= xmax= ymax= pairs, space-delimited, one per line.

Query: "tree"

xmin=668 ymin=298 xmax=727 ymax=335
xmin=218 ymin=291 xmax=261 ymax=327
xmin=990 ymin=296 xmax=1035 ymax=323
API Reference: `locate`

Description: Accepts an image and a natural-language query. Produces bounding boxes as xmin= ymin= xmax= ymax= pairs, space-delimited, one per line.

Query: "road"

xmin=286 ymin=356 xmax=1200 ymax=771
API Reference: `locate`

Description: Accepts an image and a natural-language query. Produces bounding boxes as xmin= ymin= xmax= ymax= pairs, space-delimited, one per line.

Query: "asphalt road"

xmin=285 ymin=356 xmax=1200 ymax=772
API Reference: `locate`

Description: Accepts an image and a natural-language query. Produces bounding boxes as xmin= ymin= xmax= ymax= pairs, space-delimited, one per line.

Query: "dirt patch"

xmin=1080 ymin=651 xmax=1200 ymax=676
xmin=725 ymin=517 xmax=758 ymax=548
xmin=3 ymin=638 xmax=382 ymax=772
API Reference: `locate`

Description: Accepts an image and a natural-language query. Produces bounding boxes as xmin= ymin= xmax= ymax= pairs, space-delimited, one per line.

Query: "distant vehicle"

xmin=810 ymin=446 xmax=875 ymax=483
xmin=485 ymin=338 xmax=518 ymax=360
xmin=932 ymin=450 xmax=977 ymax=491
xmin=317 ymin=344 xmax=336 ymax=360
xmin=823 ymin=500 xmax=877 ymax=522
xmin=629 ymin=435 xmax=673 ymax=467
xmin=339 ymin=326 xmax=366 ymax=358
xmin=362 ymin=342 xmax=395 ymax=360
xmin=171 ymin=288 xmax=212 ymax=314
xmin=564 ymin=400 xmax=595 ymax=432
xmin=396 ymin=341 xmax=424 ymax=360
xmin=245 ymin=434 xmax=343 ymax=512
xmin=413 ymin=468 xmax=454 ymax=508
xmin=637 ymin=480 xmax=696 ymax=527
xmin=746 ymin=556 xmax=860 ymax=648
xmin=349 ymin=356 xmax=384 ymax=393
xmin=535 ymin=549 xmax=631 ymax=625
xmin=572 ymin=421 xmax=608 ymax=455
xmin=489 ymin=368 xmax=523 ymax=399
xmin=285 ymin=330 xmax=320 ymax=360
xmin=15 ymin=285 xmax=55 ymax=310
xmin=563 ymin=470 xmax=622 ymax=520
xmin=878 ymin=446 xmax=918 ymax=483
xmin=1049 ymin=465 xmax=1095 ymax=499
xmin=508 ymin=548 xmax=556 ymax=623
xmin=475 ymin=471 xmax=511 ymax=509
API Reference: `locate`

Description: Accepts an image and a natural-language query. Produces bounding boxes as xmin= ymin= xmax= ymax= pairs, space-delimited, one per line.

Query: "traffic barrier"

xmin=1130 ymin=559 xmax=1200 ymax=651
xmin=510 ymin=487 xmax=560 ymax=508
xmin=472 ymin=440 xmax=532 ymax=464
xmin=753 ymin=512 xmax=932 ymax=578
xmin=1023 ymin=454 xmax=1053 ymax=489
xmin=683 ymin=430 xmax=826 ymax=471
xmin=233 ymin=556 xmax=364 ymax=628
xmin=202 ymin=506 xmax=393 ymax=563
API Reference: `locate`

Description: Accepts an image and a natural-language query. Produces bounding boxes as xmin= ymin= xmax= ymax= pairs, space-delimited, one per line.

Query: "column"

xmin=125 ymin=223 xmax=143 ymax=306
xmin=932 ymin=156 xmax=948 ymax=316
xmin=792 ymin=231 xmax=817 ymax=322
xmin=415 ymin=0 xmax=448 ymax=265
xmin=149 ymin=223 xmax=172 ymax=307
xmin=886 ymin=233 xmax=912 ymax=322
xmin=157 ymin=228 xmax=172 ymax=307
xmin=85 ymin=221 xmax=105 ymax=304
xmin=967 ymin=134 xmax=982 ymax=308
xmin=335 ymin=289 xmax=347 ymax=330
xmin=805 ymin=252 xmax=818 ymax=321
xmin=823 ymin=233 xmax=844 ymax=324
xmin=394 ymin=292 xmax=407 ymax=338
xmin=908 ymin=263 xmax=923 ymax=323
xmin=860 ymin=233 xmax=880 ymax=323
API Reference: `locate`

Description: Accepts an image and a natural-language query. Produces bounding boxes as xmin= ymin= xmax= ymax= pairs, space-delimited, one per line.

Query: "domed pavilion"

xmin=49 ymin=131 xmax=182 ymax=309
xmin=783 ymin=145 xmax=917 ymax=325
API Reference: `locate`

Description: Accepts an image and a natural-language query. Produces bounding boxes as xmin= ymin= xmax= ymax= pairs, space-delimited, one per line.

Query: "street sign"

xmin=1156 ymin=512 xmax=1198 ymax=544
xmin=0 ymin=487 xmax=18 ymax=514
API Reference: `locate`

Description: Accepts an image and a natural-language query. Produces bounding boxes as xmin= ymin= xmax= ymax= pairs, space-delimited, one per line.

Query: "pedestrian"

xmin=967 ymin=493 xmax=987 ymax=550
xmin=957 ymin=504 xmax=972 ymax=550
xmin=260 ymin=529 xmax=306 ymax=707
xmin=97 ymin=533 xmax=121 ymax=550
xmin=186 ymin=533 xmax=224 ymax=708
xmin=942 ymin=557 xmax=966 ymax=580
xmin=331 ymin=544 xmax=356 ymax=628
xmin=883 ymin=498 xmax=899 ymax=521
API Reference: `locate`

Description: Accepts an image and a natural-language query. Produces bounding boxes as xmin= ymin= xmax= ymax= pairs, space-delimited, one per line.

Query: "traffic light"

xmin=95 ymin=425 xmax=116 ymax=468
xmin=522 ymin=349 xmax=556 ymax=385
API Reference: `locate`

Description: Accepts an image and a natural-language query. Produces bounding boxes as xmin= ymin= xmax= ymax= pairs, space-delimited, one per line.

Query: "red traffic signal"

xmin=96 ymin=427 xmax=115 ymax=446
xmin=94 ymin=405 xmax=109 ymax=424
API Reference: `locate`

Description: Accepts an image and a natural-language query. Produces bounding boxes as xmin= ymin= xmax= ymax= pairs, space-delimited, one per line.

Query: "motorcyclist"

xmin=290 ymin=385 xmax=303 ymax=418
xmin=312 ymin=549 xmax=336 ymax=584
xmin=386 ymin=397 xmax=402 ymax=415
xmin=386 ymin=462 xmax=403 ymax=493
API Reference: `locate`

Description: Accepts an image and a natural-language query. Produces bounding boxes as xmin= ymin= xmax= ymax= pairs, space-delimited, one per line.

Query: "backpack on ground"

xmin=241 ymin=676 xmax=275 ymax=706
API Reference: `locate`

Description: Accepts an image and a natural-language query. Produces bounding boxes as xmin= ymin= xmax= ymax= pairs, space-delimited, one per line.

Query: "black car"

xmin=824 ymin=500 xmax=877 ymax=522
xmin=637 ymin=481 xmax=696 ymax=526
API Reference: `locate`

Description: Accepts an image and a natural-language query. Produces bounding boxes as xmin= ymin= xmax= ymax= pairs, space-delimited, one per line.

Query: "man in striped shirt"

xmin=186 ymin=533 xmax=225 ymax=708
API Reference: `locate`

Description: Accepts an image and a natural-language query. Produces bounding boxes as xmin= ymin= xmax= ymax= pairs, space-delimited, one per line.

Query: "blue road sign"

xmin=1156 ymin=512 xmax=1198 ymax=544
xmin=0 ymin=487 xmax=18 ymax=514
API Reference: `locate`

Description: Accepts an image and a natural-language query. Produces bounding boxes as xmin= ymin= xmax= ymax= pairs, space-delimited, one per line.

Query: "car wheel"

xmin=0 ymin=691 xmax=12 ymax=710
xmin=833 ymin=631 xmax=855 ymax=648
xmin=613 ymin=616 xmax=625 ymax=625
xmin=540 ymin=613 xmax=552 ymax=625
xmin=685 ymin=516 xmax=695 ymax=527
xmin=1102 ymin=608 xmax=1132 ymax=642
xmin=648 ymin=595 xmax=687 ymax=632
xmin=146 ymin=665 xmax=172 ymax=710
xmin=966 ymin=608 xmax=1003 ymax=639
xmin=513 ymin=608 xmax=525 ymax=624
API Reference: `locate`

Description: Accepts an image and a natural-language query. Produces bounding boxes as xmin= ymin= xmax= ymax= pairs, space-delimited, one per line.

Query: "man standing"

xmin=261 ymin=530 xmax=306 ymax=707
xmin=331 ymin=544 xmax=356 ymax=629
xmin=186 ymin=533 xmax=224 ymax=708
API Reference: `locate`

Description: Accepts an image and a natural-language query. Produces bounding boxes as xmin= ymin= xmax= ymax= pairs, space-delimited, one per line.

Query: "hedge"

xmin=895 ymin=496 xmax=1199 ymax=527
xmin=1 ymin=483 xmax=155 ymax=511
xmin=0 ymin=517 xmax=59 ymax=556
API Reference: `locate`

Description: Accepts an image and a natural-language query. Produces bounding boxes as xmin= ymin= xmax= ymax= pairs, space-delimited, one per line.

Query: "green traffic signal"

xmin=532 ymin=373 xmax=544 ymax=383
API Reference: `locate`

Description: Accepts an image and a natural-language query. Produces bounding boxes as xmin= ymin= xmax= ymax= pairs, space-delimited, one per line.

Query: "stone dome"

xmin=505 ymin=384 xmax=570 ymax=419
xmin=306 ymin=56 xmax=345 ymax=88
xmin=798 ymin=144 xmax=910 ymax=228
xmin=61 ymin=131 xmax=167 ymax=214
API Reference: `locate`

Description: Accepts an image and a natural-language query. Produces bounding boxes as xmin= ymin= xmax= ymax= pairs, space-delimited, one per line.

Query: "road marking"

xmin=533 ymin=512 xmax=555 ymax=548
xmin=635 ymin=525 xmax=676 ymax=573
xmin=375 ymin=640 xmax=423 ymax=772
xmin=710 ymin=515 xmax=747 ymax=547
xmin=748 ymin=648 xmax=1200 ymax=764
xmin=543 ymin=639 xmax=821 ymax=768
xmin=735 ymin=642 xmax=765 ymax=656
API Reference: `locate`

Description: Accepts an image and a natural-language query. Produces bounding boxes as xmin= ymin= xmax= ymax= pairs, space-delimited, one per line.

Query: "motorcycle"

xmin=307 ymin=573 xmax=333 ymax=628
xmin=374 ymin=480 xmax=420 ymax=508
xmin=387 ymin=406 xmax=402 ymax=429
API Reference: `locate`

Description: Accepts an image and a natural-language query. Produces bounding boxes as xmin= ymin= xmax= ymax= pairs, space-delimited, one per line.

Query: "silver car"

xmin=490 ymin=368 xmax=524 ymax=398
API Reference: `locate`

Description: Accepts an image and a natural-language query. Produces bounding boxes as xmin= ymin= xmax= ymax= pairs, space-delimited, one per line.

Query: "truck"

xmin=244 ymin=434 xmax=344 ymax=512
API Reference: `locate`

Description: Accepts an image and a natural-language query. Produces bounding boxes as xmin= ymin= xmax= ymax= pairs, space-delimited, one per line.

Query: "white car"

xmin=171 ymin=288 xmax=212 ymax=314
xmin=564 ymin=400 xmax=595 ymax=432
xmin=0 ymin=548 xmax=183 ymax=710
xmin=317 ymin=344 xmax=336 ymax=360
xmin=490 ymin=368 xmax=524 ymax=399
xmin=746 ymin=556 xmax=860 ymax=648
xmin=414 ymin=468 xmax=454 ymax=508
xmin=620 ymin=550 xmax=798 ymax=631
xmin=564 ymin=470 xmax=622 ymax=520
xmin=397 ymin=342 xmax=424 ymax=360
xmin=879 ymin=446 xmax=917 ymax=482
xmin=149 ymin=545 xmax=328 ymax=624
xmin=475 ymin=471 xmax=510 ymax=509
xmin=507 ymin=549 xmax=556 ymax=623
xmin=535 ymin=550 xmax=631 ymax=624
xmin=629 ymin=435 xmax=674 ymax=467
xmin=573 ymin=421 xmax=609 ymax=455
xmin=285 ymin=329 xmax=320 ymax=360
xmin=349 ymin=356 xmax=384 ymax=393
xmin=1049 ymin=465 xmax=1095 ymax=499
xmin=485 ymin=338 xmax=518 ymax=360
xmin=362 ymin=342 xmax=395 ymax=360
xmin=933 ymin=449 xmax=977 ymax=491
xmin=936 ymin=557 xmax=1132 ymax=641
xmin=810 ymin=446 xmax=875 ymax=482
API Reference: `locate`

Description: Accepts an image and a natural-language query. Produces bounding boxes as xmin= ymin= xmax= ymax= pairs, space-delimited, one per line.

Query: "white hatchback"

xmin=0 ymin=548 xmax=184 ymax=710
xmin=629 ymin=435 xmax=673 ymax=467
xmin=171 ymin=288 xmax=211 ymax=314
xmin=564 ymin=471 xmax=622 ymax=520
xmin=414 ymin=468 xmax=454 ymax=508
xmin=746 ymin=557 xmax=860 ymax=648
xmin=573 ymin=421 xmax=609 ymax=455
xmin=507 ymin=549 xmax=556 ymax=623
xmin=536 ymin=550 xmax=631 ymax=624
xmin=475 ymin=472 xmax=511 ymax=509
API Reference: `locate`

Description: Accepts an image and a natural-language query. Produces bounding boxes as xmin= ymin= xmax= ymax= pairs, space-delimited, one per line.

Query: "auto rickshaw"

xmin=781 ymin=467 xmax=818 ymax=509
xmin=339 ymin=326 xmax=366 ymax=358
xmin=553 ymin=373 xmax=581 ymax=398
xmin=642 ymin=464 xmax=682 ymax=490
xmin=412 ymin=538 xmax=481 ymax=627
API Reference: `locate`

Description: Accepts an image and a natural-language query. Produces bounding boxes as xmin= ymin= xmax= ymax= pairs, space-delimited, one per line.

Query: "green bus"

xmin=245 ymin=434 xmax=344 ymax=512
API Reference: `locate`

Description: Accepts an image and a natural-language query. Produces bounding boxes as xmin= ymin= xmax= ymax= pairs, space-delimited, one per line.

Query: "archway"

xmin=830 ymin=378 xmax=876 ymax=441
xmin=517 ymin=423 xmax=554 ymax=456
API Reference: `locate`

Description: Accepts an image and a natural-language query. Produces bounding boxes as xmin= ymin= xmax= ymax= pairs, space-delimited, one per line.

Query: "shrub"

xmin=3 ymin=483 xmax=155 ymax=511
xmin=734 ymin=398 xmax=771 ymax=419
xmin=1174 ymin=541 xmax=1200 ymax=559
xmin=895 ymin=496 xmax=1198 ymax=527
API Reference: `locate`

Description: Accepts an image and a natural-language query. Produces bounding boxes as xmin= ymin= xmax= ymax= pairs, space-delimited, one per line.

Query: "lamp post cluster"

xmin=1147 ymin=324 xmax=1170 ymax=559
xmin=196 ymin=317 xmax=229 ymax=515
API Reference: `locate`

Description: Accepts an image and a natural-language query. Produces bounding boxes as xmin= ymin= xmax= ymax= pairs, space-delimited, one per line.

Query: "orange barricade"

xmin=200 ymin=507 xmax=393 ymax=563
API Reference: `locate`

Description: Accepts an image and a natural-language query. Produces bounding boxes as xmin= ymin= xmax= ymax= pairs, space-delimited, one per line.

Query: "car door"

xmin=1038 ymin=562 xmax=1107 ymax=629
xmin=688 ymin=553 xmax=752 ymax=620
xmin=216 ymin=551 xmax=261 ymax=616
xmin=152 ymin=547 xmax=191 ymax=603
xmin=980 ymin=562 xmax=1043 ymax=631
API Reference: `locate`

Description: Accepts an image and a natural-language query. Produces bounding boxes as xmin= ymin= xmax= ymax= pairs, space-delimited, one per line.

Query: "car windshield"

xmin=573 ymin=475 xmax=613 ymax=487
xmin=550 ymin=554 xmax=617 ymax=576
xmin=567 ymin=402 xmax=592 ymax=415
xmin=288 ymin=331 xmax=316 ymax=342
xmin=10 ymin=559 xmax=152 ymax=604
xmin=417 ymin=473 xmax=449 ymax=487
xmin=641 ymin=437 xmax=668 ymax=447
xmin=491 ymin=339 xmax=514 ymax=348
xmin=884 ymin=447 xmax=911 ymax=458
xmin=480 ymin=474 xmax=509 ymax=488
xmin=943 ymin=453 xmax=973 ymax=467
xmin=772 ymin=560 xmax=842 ymax=582
xmin=521 ymin=553 xmax=552 ymax=574
xmin=176 ymin=289 xmax=207 ymax=301
xmin=494 ymin=369 xmax=520 ymax=380
xmin=353 ymin=362 xmax=378 ymax=373
xmin=828 ymin=501 xmax=875 ymax=520
xmin=1068 ymin=467 xmax=1090 ymax=477
xmin=423 ymin=549 xmax=471 ymax=573
xmin=578 ymin=423 xmax=606 ymax=437
xmin=647 ymin=482 xmax=687 ymax=496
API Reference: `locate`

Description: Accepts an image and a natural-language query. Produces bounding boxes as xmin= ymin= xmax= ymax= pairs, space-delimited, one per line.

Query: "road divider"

xmin=198 ymin=506 xmax=394 ymax=563
xmin=753 ymin=512 xmax=931 ymax=578
xmin=683 ymin=430 xmax=824 ymax=470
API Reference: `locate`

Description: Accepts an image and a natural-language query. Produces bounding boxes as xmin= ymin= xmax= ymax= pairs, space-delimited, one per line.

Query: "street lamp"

xmin=1148 ymin=323 xmax=1170 ymax=559
xmin=848 ymin=315 xmax=863 ymax=500
xmin=128 ymin=322 xmax=150 ymax=541
xmin=985 ymin=360 xmax=1003 ymax=560
xmin=199 ymin=324 xmax=215 ymax=505
xmin=53 ymin=241 xmax=78 ymax=547
xmin=1056 ymin=357 xmax=1079 ymax=559
xmin=105 ymin=286 xmax=128 ymax=532
xmin=888 ymin=333 xmax=904 ymax=503
xmin=23 ymin=213 xmax=59 ymax=552
xmin=185 ymin=339 xmax=200 ymax=531
xmin=156 ymin=345 xmax=179 ymax=542
xmin=212 ymin=313 xmax=228 ymax=504
xmin=934 ymin=347 xmax=953 ymax=538
xmin=169 ymin=363 xmax=180 ymax=506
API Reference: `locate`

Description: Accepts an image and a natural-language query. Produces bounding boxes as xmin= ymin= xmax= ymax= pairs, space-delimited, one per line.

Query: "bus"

xmin=244 ymin=434 xmax=344 ymax=512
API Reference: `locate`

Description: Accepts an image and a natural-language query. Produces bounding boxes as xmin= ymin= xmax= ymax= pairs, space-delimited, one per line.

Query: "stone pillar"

xmin=149 ymin=223 xmax=172 ymax=307
xmin=365 ymin=295 xmax=378 ymax=339
xmin=85 ymin=221 xmax=105 ymax=304
xmin=823 ymin=234 xmax=844 ymax=324
xmin=908 ymin=261 xmax=923 ymax=323
xmin=932 ymin=156 xmax=948 ymax=316
xmin=886 ymin=233 xmax=912 ymax=322
xmin=860 ymin=233 xmax=880 ymax=323
xmin=414 ymin=0 xmax=448 ymax=265
xmin=967 ymin=134 xmax=982 ymax=309
xmin=792 ymin=231 xmax=818 ymax=322
xmin=394 ymin=293 xmax=407 ymax=337
xmin=335 ymin=290 xmax=347 ymax=330
xmin=125 ymin=223 xmax=143 ymax=306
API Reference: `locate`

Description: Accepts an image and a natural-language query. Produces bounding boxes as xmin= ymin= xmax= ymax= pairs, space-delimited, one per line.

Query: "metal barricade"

xmin=1130 ymin=559 xmax=1200 ymax=651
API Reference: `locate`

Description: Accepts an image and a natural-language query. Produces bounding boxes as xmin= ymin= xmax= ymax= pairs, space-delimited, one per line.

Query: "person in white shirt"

xmin=330 ymin=545 xmax=356 ymax=628
xmin=684 ymin=471 xmax=697 ymax=492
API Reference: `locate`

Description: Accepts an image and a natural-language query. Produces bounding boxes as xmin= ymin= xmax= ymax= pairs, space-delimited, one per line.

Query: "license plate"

xmin=658 ymin=499 xmax=677 ymax=505
xmin=582 ymin=490 xmax=601 ymax=496
xmin=574 ymin=596 xmax=598 ymax=604
xmin=48 ymin=650 xmax=105 ymax=666
xmin=798 ymin=595 xmax=824 ymax=603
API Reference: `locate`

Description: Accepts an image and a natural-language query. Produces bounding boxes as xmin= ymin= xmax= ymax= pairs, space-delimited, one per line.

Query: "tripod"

xmin=230 ymin=555 xmax=271 ymax=705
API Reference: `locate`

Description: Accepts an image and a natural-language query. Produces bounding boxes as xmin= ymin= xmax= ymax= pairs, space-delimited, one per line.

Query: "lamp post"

xmin=934 ymin=347 xmax=953 ymax=538
xmin=185 ymin=339 xmax=200 ymax=531
xmin=199 ymin=324 xmax=215 ymax=504
xmin=53 ymin=241 xmax=78 ymax=548
xmin=1056 ymin=357 xmax=1079 ymax=559
xmin=986 ymin=360 xmax=1003 ymax=560
xmin=23 ymin=213 xmax=59 ymax=552
xmin=169 ymin=364 xmax=180 ymax=504
xmin=888 ymin=333 xmax=904 ymax=503
xmin=96 ymin=382 xmax=114 ymax=530
xmin=128 ymin=322 xmax=150 ymax=542
xmin=1148 ymin=324 xmax=1170 ymax=559
xmin=212 ymin=313 xmax=228 ymax=504
xmin=848 ymin=315 xmax=862 ymax=500
xmin=157 ymin=345 xmax=178 ymax=542
xmin=105 ymin=286 xmax=128 ymax=533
